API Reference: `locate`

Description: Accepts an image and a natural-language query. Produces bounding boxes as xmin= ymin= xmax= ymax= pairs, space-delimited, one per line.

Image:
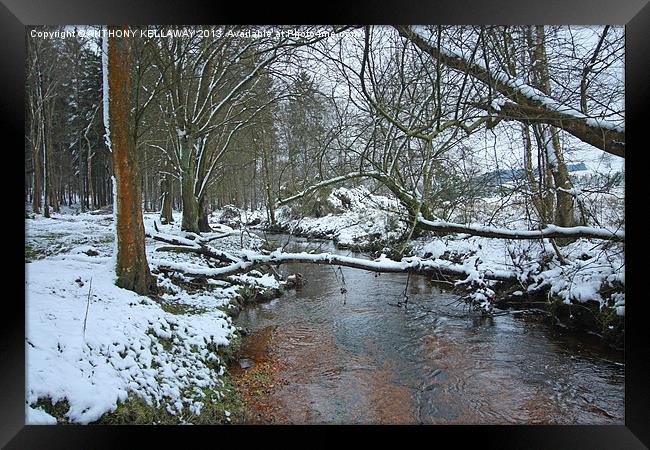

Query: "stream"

xmin=233 ymin=234 xmax=624 ymax=424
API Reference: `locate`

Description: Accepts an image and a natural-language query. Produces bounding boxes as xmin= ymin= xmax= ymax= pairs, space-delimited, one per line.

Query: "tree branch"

xmin=395 ymin=25 xmax=625 ymax=158
xmin=416 ymin=215 xmax=624 ymax=242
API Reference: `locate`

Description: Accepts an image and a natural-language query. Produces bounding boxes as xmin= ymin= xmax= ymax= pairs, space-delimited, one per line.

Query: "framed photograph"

xmin=4 ymin=0 xmax=648 ymax=447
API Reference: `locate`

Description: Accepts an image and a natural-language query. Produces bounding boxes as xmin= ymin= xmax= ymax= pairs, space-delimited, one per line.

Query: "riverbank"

xmin=25 ymin=209 xmax=284 ymax=424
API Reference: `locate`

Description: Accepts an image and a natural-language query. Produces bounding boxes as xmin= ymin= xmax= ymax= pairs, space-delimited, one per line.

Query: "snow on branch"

xmin=145 ymin=228 xmax=238 ymax=264
xmin=416 ymin=214 xmax=624 ymax=242
xmin=396 ymin=26 xmax=625 ymax=158
xmin=484 ymin=101 xmax=625 ymax=158
xmin=152 ymin=250 xmax=518 ymax=282
xmin=276 ymin=171 xmax=383 ymax=207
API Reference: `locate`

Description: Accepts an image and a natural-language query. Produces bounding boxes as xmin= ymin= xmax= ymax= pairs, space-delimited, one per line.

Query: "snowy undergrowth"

xmin=25 ymin=208 xmax=281 ymax=424
xmin=523 ymin=239 xmax=625 ymax=314
xmin=26 ymin=256 xmax=237 ymax=424
xmin=411 ymin=234 xmax=625 ymax=315
xmin=274 ymin=186 xmax=407 ymax=248
xmin=142 ymin=213 xmax=278 ymax=314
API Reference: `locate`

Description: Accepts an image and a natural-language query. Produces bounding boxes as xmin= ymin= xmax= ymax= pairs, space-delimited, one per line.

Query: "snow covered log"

xmin=154 ymin=245 xmax=239 ymax=264
xmin=146 ymin=230 xmax=239 ymax=263
xmin=416 ymin=215 xmax=624 ymax=242
xmin=146 ymin=230 xmax=199 ymax=247
xmin=152 ymin=251 xmax=519 ymax=282
xmin=395 ymin=26 xmax=625 ymax=158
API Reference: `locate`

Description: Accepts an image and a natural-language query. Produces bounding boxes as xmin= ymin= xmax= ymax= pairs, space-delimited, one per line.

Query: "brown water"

xmin=234 ymin=235 xmax=624 ymax=424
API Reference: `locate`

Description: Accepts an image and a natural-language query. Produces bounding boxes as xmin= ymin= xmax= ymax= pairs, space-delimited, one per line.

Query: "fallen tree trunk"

xmin=146 ymin=230 xmax=238 ymax=263
xmin=416 ymin=215 xmax=624 ymax=242
xmin=146 ymin=230 xmax=198 ymax=247
xmin=151 ymin=251 xmax=519 ymax=283
xmin=154 ymin=245 xmax=238 ymax=264
xmin=202 ymin=232 xmax=232 ymax=243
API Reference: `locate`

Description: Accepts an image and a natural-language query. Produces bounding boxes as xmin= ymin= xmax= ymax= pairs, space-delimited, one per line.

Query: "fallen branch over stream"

xmin=416 ymin=215 xmax=624 ymax=242
xmin=146 ymin=229 xmax=239 ymax=264
xmin=151 ymin=251 xmax=519 ymax=283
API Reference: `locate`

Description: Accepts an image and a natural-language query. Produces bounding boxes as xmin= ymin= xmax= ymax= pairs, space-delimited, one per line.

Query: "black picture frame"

xmin=3 ymin=0 xmax=648 ymax=448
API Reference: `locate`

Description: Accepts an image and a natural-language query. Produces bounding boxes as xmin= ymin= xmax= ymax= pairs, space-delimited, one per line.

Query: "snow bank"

xmin=25 ymin=209 xmax=259 ymax=424
xmin=26 ymin=256 xmax=237 ymax=424
xmin=25 ymin=206 xmax=291 ymax=424
xmin=275 ymin=186 xmax=406 ymax=247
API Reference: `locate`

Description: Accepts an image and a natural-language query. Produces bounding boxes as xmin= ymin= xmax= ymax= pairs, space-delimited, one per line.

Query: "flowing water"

xmin=234 ymin=234 xmax=624 ymax=424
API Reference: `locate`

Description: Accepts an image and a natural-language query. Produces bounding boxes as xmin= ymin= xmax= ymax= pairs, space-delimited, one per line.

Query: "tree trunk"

xmin=198 ymin=195 xmax=212 ymax=232
xmin=180 ymin=166 xmax=200 ymax=233
xmin=142 ymin=146 xmax=149 ymax=212
xmin=531 ymin=26 xmax=577 ymax=231
xmin=261 ymin=141 xmax=276 ymax=225
xmin=178 ymin=133 xmax=201 ymax=233
xmin=522 ymin=123 xmax=545 ymax=223
xmin=79 ymin=136 xmax=86 ymax=212
xmin=42 ymin=115 xmax=50 ymax=218
xmin=160 ymin=173 xmax=174 ymax=224
xmin=107 ymin=26 xmax=156 ymax=295
xmin=37 ymin=74 xmax=50 ymax=218
xmin=32 ymin=115 xmax=41 ymax=215
xmin=87 ymin=144 xmax=95 ymax=210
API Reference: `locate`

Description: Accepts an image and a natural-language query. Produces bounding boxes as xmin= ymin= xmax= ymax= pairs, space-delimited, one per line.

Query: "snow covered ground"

xmin=25 ymin=209 xmax=280 ymax=424
xmin=273 ymin=186 xmax=407 ymax=248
